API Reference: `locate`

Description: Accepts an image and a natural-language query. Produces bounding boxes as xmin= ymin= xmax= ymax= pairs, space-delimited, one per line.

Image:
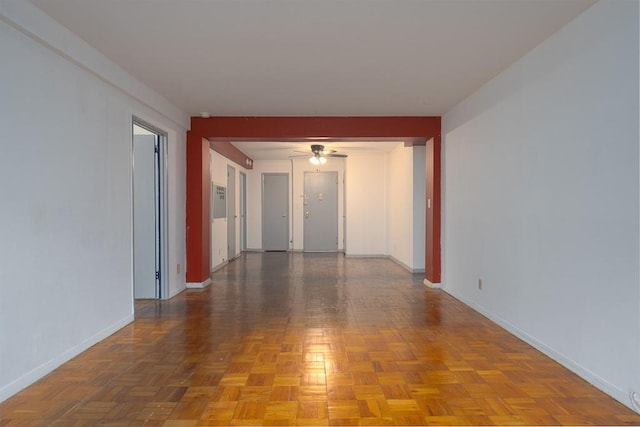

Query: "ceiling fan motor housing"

xmin=310 ymin=144 xmax=324 ymax=155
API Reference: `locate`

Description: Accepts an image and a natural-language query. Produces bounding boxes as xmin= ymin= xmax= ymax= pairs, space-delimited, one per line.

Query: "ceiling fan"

xmin=292 ymin=144 xmax=348 ymax=165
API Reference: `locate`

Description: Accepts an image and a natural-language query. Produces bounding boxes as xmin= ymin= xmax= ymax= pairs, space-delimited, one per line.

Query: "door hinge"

xmin=155 ymin=271 xmax=160 ymax=280
xmin=154 ymin=143 xmax=159 ymax=154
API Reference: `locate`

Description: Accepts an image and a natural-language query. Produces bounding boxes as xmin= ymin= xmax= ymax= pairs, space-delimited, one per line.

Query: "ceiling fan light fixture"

xmin=309 ymin=155 xmax=327 ymax=165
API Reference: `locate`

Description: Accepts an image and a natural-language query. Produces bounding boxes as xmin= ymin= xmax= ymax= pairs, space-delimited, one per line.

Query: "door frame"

xmin=131 ymin=116 xmax=169 ymax=300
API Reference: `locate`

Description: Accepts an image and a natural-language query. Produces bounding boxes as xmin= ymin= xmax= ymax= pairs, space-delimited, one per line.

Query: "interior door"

xmin=227 ymin=165 xmax=236 ymax=260
xmin=133 ymin=133 xmax=158 ymax=298
xmin=304 ymin=171 xmax=338 ymax=251
xmin=262 ymin=173 xmax=289 ymax=251
xmin=239 ymin=172 xmax=247 ymax=251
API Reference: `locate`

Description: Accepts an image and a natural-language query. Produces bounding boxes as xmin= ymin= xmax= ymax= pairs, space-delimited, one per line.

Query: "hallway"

xmin=1 ymin=253 xmax=638 ymax=426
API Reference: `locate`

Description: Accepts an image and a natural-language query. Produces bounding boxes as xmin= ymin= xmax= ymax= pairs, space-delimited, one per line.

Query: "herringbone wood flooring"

xmin=1 ymin=253 xmax=639 ymax=426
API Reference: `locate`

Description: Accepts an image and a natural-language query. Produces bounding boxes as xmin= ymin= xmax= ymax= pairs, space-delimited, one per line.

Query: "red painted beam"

xmin=192 ymin=116 xmax=440 ymax=139
xmin=186 ymin=131 xmax=210 ymax=284
xmin=185 ymin=116 xmax=441 ymax=286
xmin=209 ymin=140 xmax=253 ymax=169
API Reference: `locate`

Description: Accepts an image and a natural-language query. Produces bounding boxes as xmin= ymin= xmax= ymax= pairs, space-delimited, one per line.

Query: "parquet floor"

xmin=1 ymin=253 xmax=639 ymax=426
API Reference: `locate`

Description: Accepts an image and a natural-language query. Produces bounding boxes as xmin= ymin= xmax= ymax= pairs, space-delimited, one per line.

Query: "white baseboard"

xmin=211 ymin=260 xmax=228 ymax=273
xmin=423 ymin=278 xmax=441 ymax=288
xmin=441 ymin=286 xmax=638 ymax=413
xmin=344 ymin=254 xmax=387 ymax=258
xmin=186 ymin=278 xmax=212 ymax=289
xmin=388 ymin=256 xmax=425 ymax=274
xmin=166 ymin=285 xmax=185 ymax=299
xmin=0 ymin=314 xmax=134 ymax=403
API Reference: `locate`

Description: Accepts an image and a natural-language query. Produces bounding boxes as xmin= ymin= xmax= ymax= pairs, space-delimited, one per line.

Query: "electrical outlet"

xmin=478 ymin=278 xmax=483 ymax=290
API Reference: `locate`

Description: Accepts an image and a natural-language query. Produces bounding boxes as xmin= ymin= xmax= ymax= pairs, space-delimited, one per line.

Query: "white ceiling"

xmin=29 ymin=0 xmax=596 ymax=160
xmin=31 ymin=0 xmax=595 ymax=118
xmin=231 ymin=140 xmax=405 ymax=160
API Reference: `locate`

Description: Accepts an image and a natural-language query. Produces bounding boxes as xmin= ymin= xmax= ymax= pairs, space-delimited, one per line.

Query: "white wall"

xmin=345 ymin=152 xmax=387 ymax=256
xmin=442 ymin=0 xmax=639 ymax=410
xmin=247 ymin=151 xmax=423 ymax=263
xmin=210 ymin=149 xmax=247 ymax=269
xmin=0 ymin=1 xmax=188 ymax=401
xmin=166 ymin=128 xmax=187 ymax=298
xmin=412 ymin=146 xmax=426 ymax=270
xmin=386 ymin=145 xmax=426 ymax=271
xmin=388 ymin=145 xmax=414 ymax=267
xmin=210 ymin=150 xmax=228 ymax=269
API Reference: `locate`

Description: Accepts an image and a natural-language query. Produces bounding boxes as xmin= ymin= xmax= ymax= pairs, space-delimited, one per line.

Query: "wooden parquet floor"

xmin=1 ymin=253 xmax=639 ymax=426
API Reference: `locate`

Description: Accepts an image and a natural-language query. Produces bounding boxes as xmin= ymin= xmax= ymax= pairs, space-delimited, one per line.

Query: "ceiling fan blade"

xmin=289 ymin=154 xmax=309 ymax=158
xmin=293 ymin=150 xmax=311 ymax=154
xmin=326 ymin=153 xmax=348 ymax=158
xmin=321 ymin=150 xmax=337 ymax=155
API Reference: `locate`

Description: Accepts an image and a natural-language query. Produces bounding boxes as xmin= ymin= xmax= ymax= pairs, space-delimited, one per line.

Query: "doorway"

xmin=262 ymin=173 xmax=289 ymax=251
xmin=304 ymin=171 xmax=339 ymax=251
xmin=239 ymin=172 xmax=247 ymax=252
xmin=227 ymin=165 xmax=236 ymax=261
xmin=132 ymin=119 xmax=167 ymax=299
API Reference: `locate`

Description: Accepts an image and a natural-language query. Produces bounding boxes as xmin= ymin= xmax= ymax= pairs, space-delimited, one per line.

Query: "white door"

xmin=133 ymin=133 xmax=158 ymax=298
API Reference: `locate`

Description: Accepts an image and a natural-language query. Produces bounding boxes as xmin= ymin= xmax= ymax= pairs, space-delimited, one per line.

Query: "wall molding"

xmin=211 ymin=260 xmax=228 ymax=273
xmin=423 ymin=278 xmax=441 ymax=288
xmin=344 ymin=254 xmax=388 ymax=258
xmin=441 ymin=286 xmax=637 ymax=413
xmin=389 ymin=255 xmax=424 ymax=274
xmin=167 ymin=285 xmax=185 ymax=299
xmin=0 ymin=314 xmax=134 ymax=403
xmin=186 ymin=278 xmax=212 ymax=289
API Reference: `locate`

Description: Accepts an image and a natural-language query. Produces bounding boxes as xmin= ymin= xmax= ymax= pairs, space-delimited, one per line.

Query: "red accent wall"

xmin=186 ymin=116 xmax=441 ymax=284
xmin=186 ymin=131 xmax=210 ymax=283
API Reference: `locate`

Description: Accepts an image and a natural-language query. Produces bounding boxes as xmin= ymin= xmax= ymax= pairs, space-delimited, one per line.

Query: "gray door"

xmin=304 ymin=171 xmax=338 ymax=251
xmin=133 ymin=133 xmax=159 ymax=298
xmin=227 ymin=165 xmax=236 ymax=260
xmin=239 ymin=172 xmax=247 ymax=251
xmin=262 ymin=173 xmax=289 ymax=251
